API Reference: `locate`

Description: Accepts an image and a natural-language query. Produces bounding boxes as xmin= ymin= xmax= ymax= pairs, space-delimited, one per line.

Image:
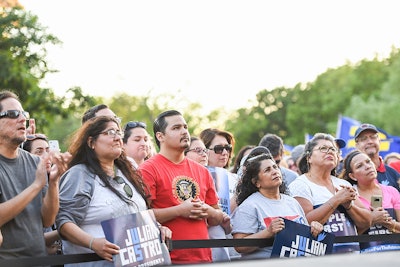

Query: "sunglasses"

xmin=115 ymin=176 xmax=133 ymax=198
xmin=0 ymin=110 xmax=30 ymax=120
xmin=26 ymin=134 xmax=48 ymax=141
xmin=124 ymin=121 xmax=147 ymax=130
xmin=209 ymin=144 xmax=232 ymax=154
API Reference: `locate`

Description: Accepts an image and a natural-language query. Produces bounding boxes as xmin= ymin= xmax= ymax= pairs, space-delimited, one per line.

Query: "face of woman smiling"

xmin=93 ymin=121 xmax=123 ymax=161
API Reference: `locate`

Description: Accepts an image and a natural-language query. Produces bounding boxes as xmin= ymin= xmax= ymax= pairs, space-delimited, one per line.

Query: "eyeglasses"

xmin=187 ymin=147 xmax=208 ymax=155
xmin=124 ymin=121 xmax=147 ymax=130
xmin=26 ymin=134 xmax=48 ymax=141
xmin=208 ymin=144 xmax=232 ymax=154
xmin=114 ymin=176 xmax=133 ymax=198
xmin=314 ymin=146 xmax=338 ymax=154
xmin=99 ymin=129 xmax=123 ymax=138
xmin=357 ymin=133 xmax=379 ymax=142
xmin=0 ymin=110 xmax=30 ymax=120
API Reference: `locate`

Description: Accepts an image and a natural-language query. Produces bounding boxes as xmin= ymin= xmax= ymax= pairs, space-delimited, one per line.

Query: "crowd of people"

xmin=0 ymin=89 xmax=400 ymax=266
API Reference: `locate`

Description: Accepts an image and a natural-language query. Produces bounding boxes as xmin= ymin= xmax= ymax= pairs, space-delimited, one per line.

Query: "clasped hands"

xmin=180 ymin=198 xmax=210 ymax=220
xmin=335 ymin=185 xmax=357 ymax=210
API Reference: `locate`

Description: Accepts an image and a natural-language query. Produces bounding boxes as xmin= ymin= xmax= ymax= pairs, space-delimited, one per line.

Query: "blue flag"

xmin=336 ymin=115 xmax=400 ymax=158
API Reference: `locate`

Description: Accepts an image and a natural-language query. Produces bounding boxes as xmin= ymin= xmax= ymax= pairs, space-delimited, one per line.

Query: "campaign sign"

xmin=101 ymin=210 xmax=171 ymax=267
xmin=207 ymin=166 xmax=232 ymax=215
xmin=360 ymin=208 xmax=400 ymax=253
xmin=271 ymin=218 xmax=334 ymax=258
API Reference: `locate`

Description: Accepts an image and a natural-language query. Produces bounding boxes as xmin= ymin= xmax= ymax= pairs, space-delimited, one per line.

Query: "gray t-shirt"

xmin=231 ymin=192 xmax=307 ymax=259
xmin=0 ymin=148 xmax=47 ymax=259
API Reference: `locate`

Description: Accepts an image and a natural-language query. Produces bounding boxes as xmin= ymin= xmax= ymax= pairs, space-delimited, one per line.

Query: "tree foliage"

xmin=0 ymin=7 xmax=99 ymax=143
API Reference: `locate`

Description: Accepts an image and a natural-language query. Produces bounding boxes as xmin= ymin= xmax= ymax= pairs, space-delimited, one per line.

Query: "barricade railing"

xmin=1 ymin=233 xmax=400 ymax=266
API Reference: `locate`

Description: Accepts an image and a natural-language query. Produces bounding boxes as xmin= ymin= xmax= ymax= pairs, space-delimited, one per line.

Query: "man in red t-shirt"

xmin=140 ymin=110 xmax=223 ymax=264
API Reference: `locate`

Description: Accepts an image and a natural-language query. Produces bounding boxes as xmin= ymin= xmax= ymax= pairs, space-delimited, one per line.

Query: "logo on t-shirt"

xmin=172 ymin=176 xmax=200 ymax=202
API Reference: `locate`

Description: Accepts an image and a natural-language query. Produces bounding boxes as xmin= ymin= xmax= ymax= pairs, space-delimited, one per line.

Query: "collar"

xmin=377 ymin=156 xmax=386 ymax=172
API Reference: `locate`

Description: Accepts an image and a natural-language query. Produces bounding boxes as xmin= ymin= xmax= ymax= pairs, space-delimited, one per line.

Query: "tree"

xmin=0 ymin=7 xmax=67 ymax=131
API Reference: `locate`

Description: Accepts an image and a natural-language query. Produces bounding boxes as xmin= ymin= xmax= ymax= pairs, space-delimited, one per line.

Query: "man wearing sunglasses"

xmin=0 ymin=90 xmax=68 ymax=260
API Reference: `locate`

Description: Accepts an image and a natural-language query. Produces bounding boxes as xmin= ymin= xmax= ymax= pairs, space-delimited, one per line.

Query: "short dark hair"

xmin=0 ymin=90 xmax=19 ymax=112
xmin=153 ymin=110 xmax=182 ymax=148
xmin=258 ymin=133 xmax=283 ymax=158
xmin=81 ymin=104 xmax=109 ymax=124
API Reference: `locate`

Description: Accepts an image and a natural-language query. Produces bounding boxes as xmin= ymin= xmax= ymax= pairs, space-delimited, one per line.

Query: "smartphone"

xmin=371 ymin=195 xmax=382 ymax=208
xmin=48 ymin=140 xmax=60 ymax=152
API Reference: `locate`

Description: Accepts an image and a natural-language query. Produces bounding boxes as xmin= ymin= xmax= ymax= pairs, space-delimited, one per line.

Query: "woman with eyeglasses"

xmin=231 ymin=153 xmax=324 ymax=259
xmin=184 ymin=137 xmax=209 ymax=166
xmin=339 ymin=150 xmax=400 ymax=253
xmin=288 ymin=133 xmax=371 ymax=254
xmin=56 ymin=116 xmax=171 ymax=266
xmin=123 ymin=121 xmax=151 ymax=168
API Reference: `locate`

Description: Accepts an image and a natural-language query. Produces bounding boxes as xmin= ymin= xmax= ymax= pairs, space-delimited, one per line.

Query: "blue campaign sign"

xmin=101 ymin=210 xmax=171 ymax=267
xmin=271 ymin=218 xmax=334 ymax=258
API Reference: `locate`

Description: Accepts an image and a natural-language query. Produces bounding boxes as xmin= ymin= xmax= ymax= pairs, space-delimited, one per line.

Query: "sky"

xmin=20 ymin=0 xmax=400 ymax=113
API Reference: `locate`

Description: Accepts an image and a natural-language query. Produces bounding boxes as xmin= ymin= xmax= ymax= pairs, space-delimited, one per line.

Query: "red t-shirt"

xmin=140 ymin=154 xmax=219 ymax=264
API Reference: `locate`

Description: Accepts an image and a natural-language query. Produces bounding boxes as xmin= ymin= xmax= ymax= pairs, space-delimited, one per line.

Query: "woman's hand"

xmin=266 ymin=217 xmax=285 ymax=235
xmin=310 ymin=221 xmax=324 ymax=237
xmin=159 ymin=226 xmax=172 ymax=242
xmin=91 ymin=237 xmax=120 ymax=262
xmin=336 ymin=185 xmax=356 ymax=209
xmin=220 ymin=212 xmax=232 ymax=234
xmin=370 ymin=207 xmax=393 ymax=227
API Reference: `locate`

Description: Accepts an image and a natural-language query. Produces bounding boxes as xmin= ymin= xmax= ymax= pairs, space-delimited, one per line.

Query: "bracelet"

xmin=345 ymin=201 xmax=353 ymax=211
xmin=326 ymin=201 xmax=335 ymax=211
xmin=89 ymin=237 xmax=95 ymax=250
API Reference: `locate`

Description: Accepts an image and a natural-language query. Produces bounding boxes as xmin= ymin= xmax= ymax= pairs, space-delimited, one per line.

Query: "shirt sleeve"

xmin=288 ymin=178 xmax=313 ymax=201
xmin=56 ymin=165 xmax=95 ymax=232
xmin=231 ymin=203 xmax=262 ymax=235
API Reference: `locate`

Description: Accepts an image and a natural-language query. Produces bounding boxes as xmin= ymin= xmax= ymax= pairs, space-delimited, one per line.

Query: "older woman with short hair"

xmin=288 ymin=133 xmax=372 ymax=253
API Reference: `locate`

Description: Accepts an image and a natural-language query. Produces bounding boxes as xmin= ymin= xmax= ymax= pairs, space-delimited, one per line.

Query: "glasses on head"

xmin=357 ymin=133 xmax=379 ymax=142
xmin=314 ymin=146 xmax=338 ymax=154
xmin=26 ymin=133 xmax=48 ymax=141
xmin=124 ymin=121 xmax=147 ymax=130
xmin=209 ymin=144 xmax=232 ymax=154
xmin=99 ymin=129 xmax=123 ymax=138
xmin=114 ymin=176 xmax=133 ymax=198
xmin=247 ymin=153 xmax=270 ymax=163
xmin=187 ymin=147 xmax=208 ymax=155
xmin=114 ymin=117 xmax=122 ymax=124
xmin=0 ymin=110 xmax=30 ymax=120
